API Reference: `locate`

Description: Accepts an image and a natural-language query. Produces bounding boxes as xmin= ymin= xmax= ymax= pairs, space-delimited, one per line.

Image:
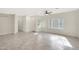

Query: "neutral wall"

xmin=75 ymin=10 xmax=79 ymax=37
xmin=0 ymin=14 xmax=15 ymax=35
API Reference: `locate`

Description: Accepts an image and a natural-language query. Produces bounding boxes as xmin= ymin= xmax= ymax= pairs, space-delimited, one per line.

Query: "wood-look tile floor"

xmin=0 ymin=32 xmax=79 ymax=50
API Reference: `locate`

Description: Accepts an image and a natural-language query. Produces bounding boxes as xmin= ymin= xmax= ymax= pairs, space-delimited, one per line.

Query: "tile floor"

xmin=0 ymin=32 xmax=79 ymax=50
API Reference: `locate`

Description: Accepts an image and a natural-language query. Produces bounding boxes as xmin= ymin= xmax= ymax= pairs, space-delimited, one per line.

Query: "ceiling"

xmin=0 ymin=8 xmax=78 ymax=16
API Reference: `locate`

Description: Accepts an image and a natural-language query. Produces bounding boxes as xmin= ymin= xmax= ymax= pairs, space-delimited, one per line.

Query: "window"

xmin=48 ymin=18 xmax=64 ymax=30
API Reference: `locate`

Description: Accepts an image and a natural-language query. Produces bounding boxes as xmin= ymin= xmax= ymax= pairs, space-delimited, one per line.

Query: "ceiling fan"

xmin=44 ymin=8 xmax=59 ymax=15
xmin=45 ymin=10 xmax=52 ymax=15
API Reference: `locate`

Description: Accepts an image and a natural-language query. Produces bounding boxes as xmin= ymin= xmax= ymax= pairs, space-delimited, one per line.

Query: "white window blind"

xmin=48 ymin=18 xmax=64 ymax=29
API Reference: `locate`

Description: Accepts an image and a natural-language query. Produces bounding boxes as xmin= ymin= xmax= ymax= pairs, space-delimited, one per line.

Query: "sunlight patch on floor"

xmin=49 ymin=35 xmax=72 ymax=49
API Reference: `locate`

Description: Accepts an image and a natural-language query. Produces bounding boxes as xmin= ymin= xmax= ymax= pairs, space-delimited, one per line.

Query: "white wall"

xmin=0 ymin=14 xmax=15 ymax=35
xmin=14 ymin=15 xmax=19 ymax=33
xmin=74 ymin=10 xmax=79 ymax=37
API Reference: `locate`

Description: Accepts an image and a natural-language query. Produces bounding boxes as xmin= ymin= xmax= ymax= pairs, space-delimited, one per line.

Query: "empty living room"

xmin=0 ymin=8 xmax=79 ymax=50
